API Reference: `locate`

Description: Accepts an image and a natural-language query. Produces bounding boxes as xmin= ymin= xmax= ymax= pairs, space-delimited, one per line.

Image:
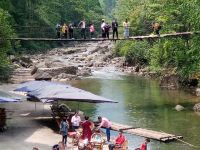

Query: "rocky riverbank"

xmin=9 ymin=41 xmax=200 ymax=96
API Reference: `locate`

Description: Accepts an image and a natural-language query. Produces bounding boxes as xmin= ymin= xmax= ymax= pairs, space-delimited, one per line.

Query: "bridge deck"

xmin=4 ymin=31 xmax=199 ymax=41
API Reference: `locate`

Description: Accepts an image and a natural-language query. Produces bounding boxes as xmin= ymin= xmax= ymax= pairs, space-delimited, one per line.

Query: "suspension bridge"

xmin=3 ymin=31 xmax=199 ymax=42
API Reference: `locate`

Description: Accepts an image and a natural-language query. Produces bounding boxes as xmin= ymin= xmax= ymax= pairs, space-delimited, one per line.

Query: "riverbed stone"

xmin=160 ymin=74 xmax=180 ymax=89
xmin=35 ymin=72 xmax=52 ymax=81
xmin=30 ymin=66 xmax=38 ymax=75
xmin=77 ymin=68 xmax=92 ymax=76
xmin=195 ymin=88 xmax=200 ymax=96
xmin=193 ymin=103 xmax=200 ymax=112
xmin=45 ymin=59 xmax=67 ymax=68
xmin=12 ymin=56 xmax=33 ymax=68
xmin=54 ymin=73 xmax=78 ymax=80
xmin=175 ymin=105 xmax=184 ymax=111
xmin=35 ymin=66 xmax=78 ymax=78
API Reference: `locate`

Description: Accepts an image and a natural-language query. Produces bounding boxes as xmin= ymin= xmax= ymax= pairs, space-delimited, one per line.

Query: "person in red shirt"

xmin=135 ymin=138 xmax=150 ymax=150
xmin=81 ymin=116 xmax=93 ymax=141
xmin=108 ymin=130 xmax=126 ymax=150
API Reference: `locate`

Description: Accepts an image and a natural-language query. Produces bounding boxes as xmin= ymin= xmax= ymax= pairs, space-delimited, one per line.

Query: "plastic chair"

xmin=90 ymin=133 xmax=104 ymax=150
xmin=114 ymin=139 xmax=128 ymax=150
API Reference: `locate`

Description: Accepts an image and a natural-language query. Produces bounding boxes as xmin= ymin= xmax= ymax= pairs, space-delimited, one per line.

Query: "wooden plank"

xmin=110 ymin=122 xmax=183 ymax=142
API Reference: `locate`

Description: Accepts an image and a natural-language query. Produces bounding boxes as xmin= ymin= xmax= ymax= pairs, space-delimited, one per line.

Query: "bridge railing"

xmin=11 ymin=25 xmax=138 ymax=39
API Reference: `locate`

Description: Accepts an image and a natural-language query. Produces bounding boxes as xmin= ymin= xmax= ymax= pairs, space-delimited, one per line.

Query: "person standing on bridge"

xmin=79 ymin=18 xmax=86 ymax=39
xmin=112 ymin=19 xmax=118 ymax=39
xmin=97 ymin=116 xmax=111 ymax=142
xmin=152 ymin=22 xmax=161 ymax=35
xmin=104 ymin=22 xmax=111 ymax=39
xmin=56 ymin=23 xmax=61 ymax=38
xmin=89 ymin=23 xmax=95 ymax=39
xmin=62 ymin=23 xmax=68 ymax=38
xmin=68 ymin=23 xmax=74 ymax=39
xmin=101 ymin=19 xmax=106 ymax=38
xmin=123 ymin=19 xmax=130 ymax=38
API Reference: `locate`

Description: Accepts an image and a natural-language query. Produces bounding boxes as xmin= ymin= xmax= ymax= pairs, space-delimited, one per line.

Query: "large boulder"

xmin=54 ymin=73 xmax=79 ymax=80
xmin=35 ymin=66 xmax=78 ymax=79
xmin=193 ymin=103 xmax=200 ymax=112
xmin=30 ymin=66 xmax=38 ymax=75
xmin=77 ymin=68 xmax=92 ymax=76
xmin=160 ymin=74 xmax=180 ymax=90
xmin=12 ymin=56 xmax=33 ymax=68
xmin=45 ymin=59 xmax=66 ymax=68
xmin=35 ymin=72 xmax=52 ymax=81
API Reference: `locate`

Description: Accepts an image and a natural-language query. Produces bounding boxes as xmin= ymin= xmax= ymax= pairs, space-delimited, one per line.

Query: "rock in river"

xmin=175 ymin=105 xmax=184 ymax=111
xmin=193 ymin=103 xmax=200 ymax=112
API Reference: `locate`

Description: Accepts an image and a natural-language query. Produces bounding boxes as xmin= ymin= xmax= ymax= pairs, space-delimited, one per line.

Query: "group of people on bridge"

xmin=56 ymin=18 xmax=161 ymax=40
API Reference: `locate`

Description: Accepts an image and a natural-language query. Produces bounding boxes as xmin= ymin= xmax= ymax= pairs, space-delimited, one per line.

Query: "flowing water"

xmin=69 ymin=72 xmax=200 ymax=150
xmin=0 ymin=71 xmax=200 ymax=150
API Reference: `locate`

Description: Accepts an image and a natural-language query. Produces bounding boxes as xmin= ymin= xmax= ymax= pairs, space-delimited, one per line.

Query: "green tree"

xmin=0 ymin=8 xmax=14 ymax=80
xmin=114 ymin=0 xmax=200 ymax=80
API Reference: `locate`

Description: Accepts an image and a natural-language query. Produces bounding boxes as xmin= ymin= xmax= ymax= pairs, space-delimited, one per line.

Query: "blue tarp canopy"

xmin=0 ymin=96 xmax=20 ymax=103
xmin=14 ymin=81 xmax=71 ymax=93
xmin=14 ymin=81 xmax=117 ymax=103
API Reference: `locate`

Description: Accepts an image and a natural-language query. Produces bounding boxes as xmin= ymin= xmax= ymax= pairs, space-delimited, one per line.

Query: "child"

xmin=135 ymin=138 xmax=150 ymax=150
xmin=60 ymin=118 xmax=69 ymax=146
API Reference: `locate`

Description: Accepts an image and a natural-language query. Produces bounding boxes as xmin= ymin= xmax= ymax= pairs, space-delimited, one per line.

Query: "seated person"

xmin=135 ymin=138 xmax=150 ymax=150
xmin=108 ymin=130 xmax=126 ymax=150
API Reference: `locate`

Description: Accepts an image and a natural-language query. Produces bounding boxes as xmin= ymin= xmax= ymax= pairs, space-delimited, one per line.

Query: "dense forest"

xmin=0 ymin=0 xmax=103 ymax=80
xmin=113 ymin=0 xmax=200 ymax=84
xmin=0 ymin=0 xmax=200 ymax=85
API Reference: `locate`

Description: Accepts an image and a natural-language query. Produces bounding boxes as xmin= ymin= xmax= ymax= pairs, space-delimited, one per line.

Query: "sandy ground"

xmin=0 ymin=99 xmax=79 ymax=150
xmin=0 ymin=98 xmax=112 ymax=150
xmin=0 ymin=84 xmax=114 ymax=150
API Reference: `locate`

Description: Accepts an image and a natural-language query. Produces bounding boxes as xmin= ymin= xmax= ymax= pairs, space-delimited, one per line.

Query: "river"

xmin=0 ymin=71 xmax=200 ymax=150
xmin=69 ymin=71 xmax=200 ymax=150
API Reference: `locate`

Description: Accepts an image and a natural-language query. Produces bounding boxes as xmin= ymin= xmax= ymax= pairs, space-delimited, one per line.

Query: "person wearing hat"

xmin=108 ymin=130 xmax=126 ymax=150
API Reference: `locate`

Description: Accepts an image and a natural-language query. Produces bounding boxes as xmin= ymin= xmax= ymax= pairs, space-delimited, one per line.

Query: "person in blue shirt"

xmin=60 ymin=117 xmax=69 ymax=146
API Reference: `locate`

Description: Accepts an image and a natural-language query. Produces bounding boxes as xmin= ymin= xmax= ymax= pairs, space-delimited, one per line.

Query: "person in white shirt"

xmin=123 ymin=18 xmax=130 ymax=38
xmin=101 ymin=19 xmax=106 ymax=38
xmin=79 ymin=18 xmax=86 ymax=39
xmin=71 ymin=112 xmax=81 ymax=131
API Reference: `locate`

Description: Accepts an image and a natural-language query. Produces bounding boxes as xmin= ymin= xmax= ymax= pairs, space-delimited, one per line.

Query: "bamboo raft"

xmin=110 ymin=122 xmax=183 ymax=142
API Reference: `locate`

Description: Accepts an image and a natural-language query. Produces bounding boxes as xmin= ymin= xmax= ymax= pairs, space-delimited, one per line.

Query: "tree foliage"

xmin=114 ymin=0 xmax=200 ymax=80
xmin=0 ymin=8 xmax=13 ymax=80
xmin=0 ymin=0 xmax=103 ymax=80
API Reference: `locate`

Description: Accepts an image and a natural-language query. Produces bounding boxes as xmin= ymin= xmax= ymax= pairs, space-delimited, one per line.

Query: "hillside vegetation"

xmin=113 ymin=0 xmax=200 ymax=82
xmin=0 ymin=0 xmax=103 ymax=80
